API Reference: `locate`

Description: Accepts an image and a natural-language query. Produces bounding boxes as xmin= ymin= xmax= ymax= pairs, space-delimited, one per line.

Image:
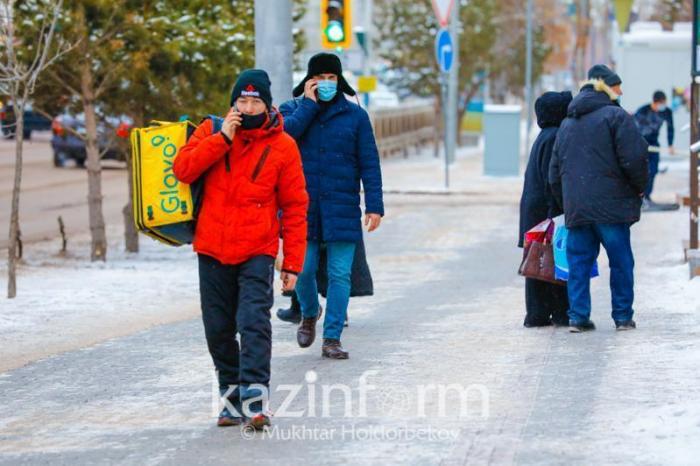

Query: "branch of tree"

xmin=46 ymin=68 xmax=82 ymax=98
xmin=32 ymin=106 xmax=86 ymax=142
xmin=94 ymin=62 xmax=125 ymax=99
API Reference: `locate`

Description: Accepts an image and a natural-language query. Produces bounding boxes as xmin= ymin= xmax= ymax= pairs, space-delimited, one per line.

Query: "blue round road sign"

xmin=435 ymin=28 xmax=453 ymax=73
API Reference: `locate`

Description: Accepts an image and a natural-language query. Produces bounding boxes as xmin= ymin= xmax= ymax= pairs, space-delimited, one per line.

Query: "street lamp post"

xmin=524 ymin=0 xmax=533 ymax=156
xmin=254 ymin=0 xmax=293 ymax=105
xmin=691 ymin=0 xmax=699 ymax=252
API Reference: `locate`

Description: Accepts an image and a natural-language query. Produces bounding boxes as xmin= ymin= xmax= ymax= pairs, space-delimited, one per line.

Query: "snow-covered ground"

xmin=0 ymin=229 xmax=199 ymax=372
xmin=0 ymin=144 xmax=698 ymax=465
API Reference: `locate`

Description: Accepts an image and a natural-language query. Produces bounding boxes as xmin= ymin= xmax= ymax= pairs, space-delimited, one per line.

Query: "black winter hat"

xmin=230 ymin=69 xmax=272 ymax=108
xmin=293 ymin=53 xmax=356 ymax=98
xmin=653 ymin=90 xmax=667 ymax=102
xmin=587 ymin=64 xmax=621 ymax=87
xmin=534 ymin=91 xmax=573 ymax=129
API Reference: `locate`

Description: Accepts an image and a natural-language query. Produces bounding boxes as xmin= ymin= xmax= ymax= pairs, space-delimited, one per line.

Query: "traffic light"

xmin=321 ymin=0 xmax=352 ymax=49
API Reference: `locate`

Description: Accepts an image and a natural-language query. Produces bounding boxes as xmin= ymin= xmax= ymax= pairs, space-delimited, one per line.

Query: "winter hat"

xmin=586 ymin=64 xmax=621 ymax=87
xmin=534 ymin=91 xmax=573 ymax=128
xmin=293 ymin=52 xmax=356 ymax=97
xmin=230 ymin=69 xmax=272 ymax=108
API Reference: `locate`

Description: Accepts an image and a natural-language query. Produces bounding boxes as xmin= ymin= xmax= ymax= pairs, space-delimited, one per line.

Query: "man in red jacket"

xmin=173 ymin=69 xmax=308 ymax=431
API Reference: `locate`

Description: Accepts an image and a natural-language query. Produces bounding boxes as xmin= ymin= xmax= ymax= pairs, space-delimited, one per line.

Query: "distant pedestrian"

xmin=173 ymin=69 xmax=308 ymax=430
xmin=280 ymin=53 xmax=384 ymax=359
xmin=549 ymin=64 xmax=648 ymax=333
xmin=634 ymin=90 xmax=678 ymax=210
xmin=518 ymin=91 xmax=572 ymax=328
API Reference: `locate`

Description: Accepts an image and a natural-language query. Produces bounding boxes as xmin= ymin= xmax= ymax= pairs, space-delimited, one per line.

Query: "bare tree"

xmin=652 ymin=0 xmax=692 ymax=30
xmin=0 ymin=0 xmax=67 ymax=298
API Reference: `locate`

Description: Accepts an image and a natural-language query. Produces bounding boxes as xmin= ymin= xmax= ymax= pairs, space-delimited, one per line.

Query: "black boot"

xmin=276 ymin=292 xmax=302 ymax=324
xmin=523 ymin=317 xmax=553 ymax=328
xmin=569 ymin=320 xmax=596 ymax=333
xmin=615 ymin=319 xmax=636 ymax=331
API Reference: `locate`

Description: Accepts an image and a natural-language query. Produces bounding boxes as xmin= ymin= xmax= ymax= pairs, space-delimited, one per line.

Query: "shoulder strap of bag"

xmin=203 ymin=114 xmax=229 ymax=171
xmin=206 ymin=114 xmax=225 ymax=134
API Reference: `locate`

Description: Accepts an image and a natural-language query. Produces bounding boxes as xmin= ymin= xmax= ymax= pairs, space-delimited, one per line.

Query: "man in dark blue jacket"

xmin=280 ymin=53 xmax=384 ymax=359
xmin=549 ymin=65 xmax=648 ymax=333
xmin=634 ymin=90 xmax=677 ymax=210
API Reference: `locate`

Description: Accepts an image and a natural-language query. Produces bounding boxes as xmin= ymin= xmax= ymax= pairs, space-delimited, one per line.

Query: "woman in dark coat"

xmin=518 ymin=91 xmax=572 ymax=327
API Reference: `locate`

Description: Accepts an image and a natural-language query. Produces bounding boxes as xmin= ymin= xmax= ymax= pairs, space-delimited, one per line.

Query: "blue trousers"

xmin=643 ymin=151 xmax=659 ymax=199
xmin=566 ymin=223 xmax=635 ymax=324
xmin=295 ymin=241 xmax=356 ymax=340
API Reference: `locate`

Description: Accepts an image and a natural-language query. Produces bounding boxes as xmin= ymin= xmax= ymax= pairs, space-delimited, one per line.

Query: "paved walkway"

xmin=0 ymin=148 xmax=698 ymax=465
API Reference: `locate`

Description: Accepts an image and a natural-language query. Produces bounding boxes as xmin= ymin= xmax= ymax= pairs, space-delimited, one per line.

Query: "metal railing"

xmin=370 ymin=104 xmax=436 ymax=158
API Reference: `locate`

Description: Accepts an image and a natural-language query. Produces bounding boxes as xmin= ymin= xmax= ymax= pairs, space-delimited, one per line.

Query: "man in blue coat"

xmin=549 ymin=65 xmax=648 ymax=333
xmin=280 ymin=53 xmax=384 ymax=359
xmin=634 ymin=90 xmax=678 ymax=211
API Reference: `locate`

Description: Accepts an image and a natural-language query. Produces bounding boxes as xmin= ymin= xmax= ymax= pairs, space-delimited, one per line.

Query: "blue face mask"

xmin=656 ymin=104 xmax=667 ymax=112
xmin=317 ymin=80 xmax=338 ymax=102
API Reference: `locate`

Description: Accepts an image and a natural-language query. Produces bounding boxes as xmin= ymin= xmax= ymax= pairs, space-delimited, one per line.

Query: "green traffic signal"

xmin=325 ymin=20 xmax=345 ymax=43
xmin=321 ymin=0 xmax=351 ymax=49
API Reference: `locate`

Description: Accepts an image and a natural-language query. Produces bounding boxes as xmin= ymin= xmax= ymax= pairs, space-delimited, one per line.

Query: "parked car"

xmin=0 ymin=103 xmax=52 ymax=139
xmin=51 ymin=113 xmax=131 ymax=167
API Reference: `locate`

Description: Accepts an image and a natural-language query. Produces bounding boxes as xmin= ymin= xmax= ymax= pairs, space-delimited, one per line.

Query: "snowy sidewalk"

xmin=0 ymin=146 xmax=698 ymax=465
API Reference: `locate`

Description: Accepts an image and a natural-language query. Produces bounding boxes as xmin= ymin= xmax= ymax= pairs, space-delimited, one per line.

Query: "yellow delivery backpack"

xmin=130 ymin=116 xmax=223 ymax=246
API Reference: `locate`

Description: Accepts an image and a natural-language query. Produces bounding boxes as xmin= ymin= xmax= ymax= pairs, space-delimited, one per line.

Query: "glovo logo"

xmin=150 ymin=134 xmax=182 ymax=214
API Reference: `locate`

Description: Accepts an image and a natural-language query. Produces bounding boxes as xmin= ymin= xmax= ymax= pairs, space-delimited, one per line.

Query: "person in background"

xmin=279 ymin=52 xmax=384 ymax=360
xmin=518 ymin=91 xmax=572 ymax=328
xmin=634 ymin=90 xmax=678 ymax=211
xmin=549 ymin=64 xmax=648 ymax=333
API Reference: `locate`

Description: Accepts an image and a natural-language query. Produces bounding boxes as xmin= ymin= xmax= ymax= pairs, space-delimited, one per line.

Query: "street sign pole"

xmin=442 ymin=73 xmax=449 ymax=189
xmin=433 ymin=0 xmax=455 ymax=189
xmin=435 ymin=27 xmax=453 ymax=189
xmin=254 ymin=0 xmax=293 ymax=104
xmin=525 ymin=0 xmax=533 ymax=156
xmin=446 ymin=2 xmax=459 ymax=168
xmin=691 ymin=0 xmax=700 ymax=251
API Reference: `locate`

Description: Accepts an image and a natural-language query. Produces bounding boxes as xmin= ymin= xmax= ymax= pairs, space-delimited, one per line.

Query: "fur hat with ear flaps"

xmin=293 ymin=52 xmax=356 ymax=98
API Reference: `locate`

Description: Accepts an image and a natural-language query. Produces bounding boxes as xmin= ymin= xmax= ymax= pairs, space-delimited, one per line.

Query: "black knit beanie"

xmin=230 ymin=69 xmax=272 ymax=108
xmin=587 ymin=64 xmax=622 ymax=87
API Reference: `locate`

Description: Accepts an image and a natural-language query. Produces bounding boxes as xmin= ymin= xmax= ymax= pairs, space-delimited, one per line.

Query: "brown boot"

xmin=322 ymin=339 xmax=349 ymax=359
xmin=297 ymin=316 xmax=317 ymax=348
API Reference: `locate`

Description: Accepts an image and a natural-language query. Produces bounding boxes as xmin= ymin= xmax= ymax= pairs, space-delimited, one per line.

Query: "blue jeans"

xmin=643 ymin=151 xmax=659 ymax=199
xmin=295 ymin=241 xmax=356 ymax=340
xmin=566 ymin=223 xmax=635 ymax=324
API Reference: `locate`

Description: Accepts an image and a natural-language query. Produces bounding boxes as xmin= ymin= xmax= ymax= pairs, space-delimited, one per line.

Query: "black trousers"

xmin=524 ymin=278 xmax=569 ymax=326
xmin=198 ymin=254 xmax=274 ymax=395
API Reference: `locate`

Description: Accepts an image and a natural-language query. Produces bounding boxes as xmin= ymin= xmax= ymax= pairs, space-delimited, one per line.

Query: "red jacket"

xmin=173 ymin=110 xmax=308 ymax=273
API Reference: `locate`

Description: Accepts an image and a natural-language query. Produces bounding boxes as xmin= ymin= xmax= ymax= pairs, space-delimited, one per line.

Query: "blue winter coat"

xmin=279 ymin=96 xmax=384 ymax=243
